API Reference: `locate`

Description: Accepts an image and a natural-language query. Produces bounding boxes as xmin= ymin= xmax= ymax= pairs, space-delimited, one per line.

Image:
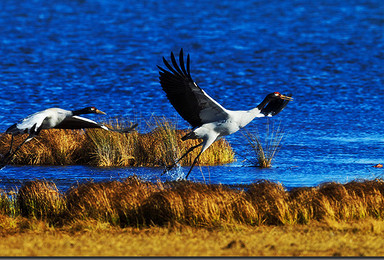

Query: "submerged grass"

xmin=0 ymin=117 xmax=235 ymax=167
xmin=2 ymin=178 xmax=384 ymax=229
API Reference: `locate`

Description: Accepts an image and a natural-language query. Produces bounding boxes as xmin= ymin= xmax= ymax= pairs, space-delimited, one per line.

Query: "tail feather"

xmin=118 ymin=123 xmax=138 ymax=133
xmin=104 ymin=123 xmax=138 ymax=133
xmin=5 ymin=123 xmax=19 ymax=134
xmin=181 ymin=131 xmax=197 ymax=141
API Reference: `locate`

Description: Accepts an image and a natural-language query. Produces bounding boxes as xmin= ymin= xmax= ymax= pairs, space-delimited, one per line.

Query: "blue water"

xmin=0 ymin=0 xmax=383 ymax=192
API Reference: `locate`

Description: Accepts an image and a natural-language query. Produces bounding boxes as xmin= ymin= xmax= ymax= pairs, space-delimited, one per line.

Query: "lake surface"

xmin=0 ymin=0 xmax=383 ymax=192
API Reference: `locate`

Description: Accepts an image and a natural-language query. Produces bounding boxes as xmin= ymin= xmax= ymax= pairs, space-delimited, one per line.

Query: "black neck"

xmin=256 ymin=95 xmax=273 ymax=110
xmin=72 ymin=108 xmax=90 ymax=116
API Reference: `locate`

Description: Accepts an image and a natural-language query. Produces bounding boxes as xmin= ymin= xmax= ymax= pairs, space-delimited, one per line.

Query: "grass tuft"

xmin=16 ymin=180 xmax=67 ymax=225
xmin=66 ymin=176 xmax=161 ymax=227
xmin=243 ymin=119 xmax=284 ymax=168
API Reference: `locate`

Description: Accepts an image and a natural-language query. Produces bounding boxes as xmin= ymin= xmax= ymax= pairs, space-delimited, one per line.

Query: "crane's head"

xmin=270 ymin=92 xmax=293 ymax=101
xmin=83 ymin=106 xmax=107 ymax=115
xmin=257 ymin=92 xmax=293 ymax=116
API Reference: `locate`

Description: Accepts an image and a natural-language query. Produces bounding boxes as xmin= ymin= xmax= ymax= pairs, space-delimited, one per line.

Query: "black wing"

xmin=261 ymin=94 xmax=292 ymax=117
xmin=114 ymin=123 xmax=138 ymax=133
xmin=158 ymin=49 xmax=228 ymax=128
xmin=54 ymin=116 xmax=105 ymax=129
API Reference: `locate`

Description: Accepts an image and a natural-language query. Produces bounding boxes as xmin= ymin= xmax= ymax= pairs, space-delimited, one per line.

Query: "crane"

xmin=158 ymin=49 xmax=293 ymax=179
xmin=1 ymin=106 xmax=137 ymax=167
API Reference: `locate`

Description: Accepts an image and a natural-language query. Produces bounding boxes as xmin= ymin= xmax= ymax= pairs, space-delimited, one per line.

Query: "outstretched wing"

xmin=261 ymin=94 xmax=292 ymax=117
xmin=8 ymin=110 xmax=50 ymax=135
xmin=55 ymin=116 xmax=108 ymax=130
xmin=158 ymin=49 xmax=228 ymax=128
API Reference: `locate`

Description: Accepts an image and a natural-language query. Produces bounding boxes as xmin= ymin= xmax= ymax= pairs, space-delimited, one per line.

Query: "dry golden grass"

xmin=66 ymin=177 xmax=161 ymax=226
xmin=1 ymin=220 xmax=384 ymax=256
xmin=85 ymin=129 xmax=138 ymax=166
xmin=16 ymin=181 xmax=67 ymax=226
xmin=2 ymin=178 xmax=384 ymax=256
xmin=0 ymin=129 xmax=88 ymax=165
xmin=0 ymin=117 xmax=235 ymax=167
xmin=2 ymin=178 xmax=384 ymax=229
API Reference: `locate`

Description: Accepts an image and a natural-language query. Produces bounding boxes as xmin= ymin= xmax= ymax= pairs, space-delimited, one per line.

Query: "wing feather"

xmin=186 ymin=54 xmax=191 ymax=77
xmin=15 ymin=111 xmax=48 ymax=133
xmin=158 ymin=49 xmax=228 ymax=127
xmin=54 ymin=116 xmax=105 ymax=129
xmin=179 ymin=50 xmax=188 ymax=76
xmin=171 ymin=52 xmax=185 ymax=76
xmin=162 ymin=57 xmax=182 ymax=78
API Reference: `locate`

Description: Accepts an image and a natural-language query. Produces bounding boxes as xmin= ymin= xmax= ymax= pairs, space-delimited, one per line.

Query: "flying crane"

xmin=158 ymin=49 xmax=292 ymax=179
xmin=1 ymin=106 xmax=137 ymax=167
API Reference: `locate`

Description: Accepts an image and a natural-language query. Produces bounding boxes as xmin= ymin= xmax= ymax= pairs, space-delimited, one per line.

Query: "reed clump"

xmin=2 ymin=178 xmax=384 ymax=229
xmin=66 ymin=176 xmax=162 ymax=227
xmin=138 ymin=117 xmax=181 ymax=167
xmin=245 ymin=180 xmax=291 ymax=225
xmin=141 ymin=181 xmax=246 ymax=226
xmin=85 ymin=129 xmax=138 ymax=167
xmin=243 ymin=120 xmax=284 ymax=168
xmin=0 ymin=117 xmax=235 ymax=167
xmin=16 ymin=180 xmax=67 ymax=225
xmin=0 ymin=130 xmax=88 ymax=165
xmin=0 ymin=189 xmax=17 ymax=217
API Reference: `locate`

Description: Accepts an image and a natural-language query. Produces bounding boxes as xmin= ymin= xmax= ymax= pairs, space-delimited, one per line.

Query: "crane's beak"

xmin=280 ymin=95 xmax=293 ymax=101
xmin=95 ymin=109 xmax=107 ymax=115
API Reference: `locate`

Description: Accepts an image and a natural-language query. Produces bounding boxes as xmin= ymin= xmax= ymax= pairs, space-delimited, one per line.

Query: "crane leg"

xmin=185 ymin=150 xmax=203 ymax=179
xmin=1 ymin=123 xmax=42 ymax=168
xmin=1 ymin=135 xmax=35 ymax=168
xmin=2 ymin=135 xmax=15 ymax=159
xmin=162 ymin=142 xmax=203 ymax=175
xmin=184 ymin=135 xmax=218 ymax=179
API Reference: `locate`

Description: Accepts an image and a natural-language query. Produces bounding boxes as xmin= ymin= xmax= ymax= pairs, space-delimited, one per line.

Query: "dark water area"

xmin=0 ymin=0 xmax=383 ymax=192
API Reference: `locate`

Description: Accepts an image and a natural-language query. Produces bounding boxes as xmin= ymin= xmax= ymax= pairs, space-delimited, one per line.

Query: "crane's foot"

xmin=162 ymin=164 xmax=176 ymax=175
